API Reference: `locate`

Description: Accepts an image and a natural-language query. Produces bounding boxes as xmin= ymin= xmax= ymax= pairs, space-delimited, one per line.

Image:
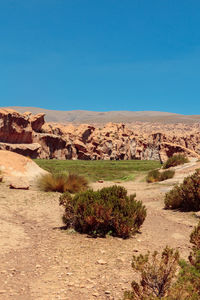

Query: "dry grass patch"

xmin=38 ymin=173 xmax=88 ymax=193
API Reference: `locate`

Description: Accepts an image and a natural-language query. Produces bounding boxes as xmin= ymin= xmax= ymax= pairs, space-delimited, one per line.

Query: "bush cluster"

xmin=124 ymin=222 xmax=200 ymax=299
xmin=38 ymin=173 xmax=88 ymax=193
xmin=146 ymin=169 xmax=175 ymax=183
xmin=163 ymin=154 xmax=189 ymax=169
xmin=60 ymin=185 xmax=146 ymax=238
xmin=164 ymin=170 xmax=200 ymax=211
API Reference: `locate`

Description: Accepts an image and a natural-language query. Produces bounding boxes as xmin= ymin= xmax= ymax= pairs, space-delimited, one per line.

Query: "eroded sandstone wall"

xmin=0 ymin=108 xmax=200 ymax=162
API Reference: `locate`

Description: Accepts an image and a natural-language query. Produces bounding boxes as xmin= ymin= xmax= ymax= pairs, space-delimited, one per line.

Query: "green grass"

xmin=34 ymin=159 xmax=161 ymax=182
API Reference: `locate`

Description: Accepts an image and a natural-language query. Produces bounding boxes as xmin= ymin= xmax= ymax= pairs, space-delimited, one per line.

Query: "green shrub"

xmin=159 ymin=170 xmax=175 ymax=181
xmin=190 ymin=221 xmax=200 ymax=272
xmin=60 ymin=185 xmax=146 ymax=238
xmin=123 ymin=247 xmax=180 ymax=299
xmin=164 ymin=170 xmax=200 ymax=211
xmin=163 ymin=154 xmax=189 ymax=169
xmin=59 ymin=191 xmax=73 ymax=206
xmin=190 ymin=222 xmax=200 ymax=251
xmin=123 ymin=223 xmax=200 ymax=300
xmin=146 ymin=169 xmax=161 ymax=183
xmin=146 ymin=169 xmax=175 ymax=183
xmin=38 ymin=173 xmax=88 ymax=193
xmin=169 ymin=222 xmax=200 ymax=299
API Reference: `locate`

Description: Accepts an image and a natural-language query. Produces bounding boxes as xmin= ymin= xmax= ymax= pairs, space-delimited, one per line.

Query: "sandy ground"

xmin=0 ymin=162 xmax=200 ymax=300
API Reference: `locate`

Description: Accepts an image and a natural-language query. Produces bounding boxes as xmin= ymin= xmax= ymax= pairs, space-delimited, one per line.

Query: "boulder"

xmin=0 ymin=150 xmax=48 ymax=183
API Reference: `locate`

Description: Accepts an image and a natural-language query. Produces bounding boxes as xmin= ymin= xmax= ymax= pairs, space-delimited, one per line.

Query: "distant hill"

xmin=2 ymin=106 xmax=200 ymax=124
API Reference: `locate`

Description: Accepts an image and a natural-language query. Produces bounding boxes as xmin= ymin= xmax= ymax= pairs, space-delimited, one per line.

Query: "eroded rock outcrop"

xmin=0 ymin=109 xmax=200 ymax=162
xmin=0 ymin=109 xmax=68 ymax=159
xmin=0 ymin=109 xmax=33 ymax=143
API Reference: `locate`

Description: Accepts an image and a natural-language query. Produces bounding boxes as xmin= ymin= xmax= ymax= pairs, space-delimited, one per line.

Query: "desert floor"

xmin=0 ymin=162 xmax=200 ymax=300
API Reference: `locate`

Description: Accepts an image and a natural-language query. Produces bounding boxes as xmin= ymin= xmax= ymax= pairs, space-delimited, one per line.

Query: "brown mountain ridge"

xmin=2 ymin=106 xmax=200 ymax=124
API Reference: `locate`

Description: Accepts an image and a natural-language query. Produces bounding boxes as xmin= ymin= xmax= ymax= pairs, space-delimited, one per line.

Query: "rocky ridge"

xmin=0 ymin=108 xmax=200 ymax=162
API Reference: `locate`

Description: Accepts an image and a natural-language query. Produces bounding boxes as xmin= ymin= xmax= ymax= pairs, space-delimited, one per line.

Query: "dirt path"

xmin=0 ymin=163 xmax=200 ymax=300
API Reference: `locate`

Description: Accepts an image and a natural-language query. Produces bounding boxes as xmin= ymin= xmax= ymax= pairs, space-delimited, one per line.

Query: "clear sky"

xmin=0 ymin=0 xmax=200 ymax=114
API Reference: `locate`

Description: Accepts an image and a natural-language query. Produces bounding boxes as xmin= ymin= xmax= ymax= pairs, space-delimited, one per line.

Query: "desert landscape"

xmin=1 ymin=2 xmax=200 ymax=299
xmin=0 ymin=108 xmax=200 ymax=299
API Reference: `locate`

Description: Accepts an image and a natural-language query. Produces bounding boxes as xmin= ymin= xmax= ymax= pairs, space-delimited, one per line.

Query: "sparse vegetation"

xmin=123 ymin=247 xmax=180 ymax=299
xmin=164 ymin=170 xmax=200 ymax=211
xmin=38 ymin=173 xmax=88 ymax=193
xmin=160 ymin=170 xmax=175 ymax=181
xmin=34 ymin=159 xmax=161 ymax=182
xmin=60 ymin=185 xmax=146 ymax=238
xmin=124 ymin=222 xmax=200 ymax=300
xmin=146 ymin=169 xmax=175 ymax=183
xmin=59 ymin=191 xmax=73 ymax=206
xmin=163 ymin=154 xmax=189 ymax=169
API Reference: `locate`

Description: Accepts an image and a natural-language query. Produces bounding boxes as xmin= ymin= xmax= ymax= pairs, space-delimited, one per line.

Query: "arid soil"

xmin=0 ymin=162 xmax=200 ymax=300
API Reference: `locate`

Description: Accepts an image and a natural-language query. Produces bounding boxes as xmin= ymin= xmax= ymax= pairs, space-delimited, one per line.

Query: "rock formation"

xmin=0 ymin=150 xmax=48 ymax=185
xmin=0 ymin=108 xmax=200 ymax=162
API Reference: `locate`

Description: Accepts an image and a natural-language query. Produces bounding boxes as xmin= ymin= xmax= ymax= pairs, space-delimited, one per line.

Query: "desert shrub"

xmin=60 ymin=185 xmax=146 ymax=238
xmin=164 ymin=170 xmax=200 ymax=211
xmin=190 ymin=221 xmax=200 ymax=251
xmin=163 ymin=154 xmax=189 ymax=169
xmin=123 ymin=223 xmax=200 ymax=300
xmin=0 ymin=170 xmax=3 ymax=182
xmin=189 ymin=221 xmax=200 ymax=273
xmin=159 ymin=170 xmax=175 ymax=181
xmin=38 ymin=173 xmax=88 ymax=193
xmin=146 ymin=169 xmax=161 ymax=183
xmin=169 ymin=222 xmax=200 ymax=299
xmin=123 ymin=247 xmax=180 ymax=299
xmin=59 ymin=191 xmax=73 ymax=206
xmin=146 ymin=169 xmax=175 ymax=183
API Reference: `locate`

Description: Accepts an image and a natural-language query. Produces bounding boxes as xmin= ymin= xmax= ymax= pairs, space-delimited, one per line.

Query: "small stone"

xmin=36 ymin=265 xmax=41 ymax=268
xmin=80 ymin=285 xmax=85 ymax=288
xmin=97 ymin=259 xmax=107 ymax=265
xmin=0 ymin=291 xmax=6 ymax=294
xmin=105 ymin=290 xmax=111 ymax=294
xmin=9 ymin=178 xmax=29 ymax=190
xmin=93 ymin=292 xmax=99 ymax=297
xmin=116 ymin=257 xmax=125 ymax=263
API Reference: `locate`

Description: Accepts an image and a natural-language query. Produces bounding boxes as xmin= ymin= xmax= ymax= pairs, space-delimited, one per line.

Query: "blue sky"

xmin=0 ymin=0 xmax=200 ymax=114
